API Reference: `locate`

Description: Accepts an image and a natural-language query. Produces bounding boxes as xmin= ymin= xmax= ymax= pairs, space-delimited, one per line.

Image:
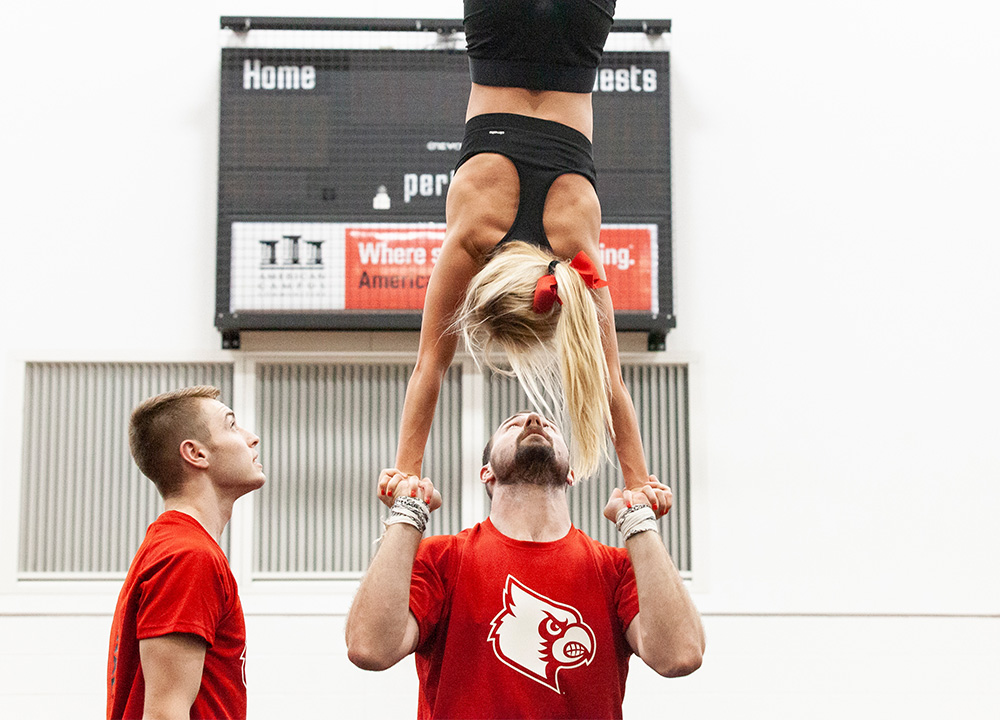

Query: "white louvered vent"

xmin=18 ymin=362 xmax=234 ymax=575
xmin=484 ymin=364 xmax=690 ymax=572
xmin=17 ymin=359 xmax=689 ymax=580
xmin=253 ymin=363 xmax=464 ymax=575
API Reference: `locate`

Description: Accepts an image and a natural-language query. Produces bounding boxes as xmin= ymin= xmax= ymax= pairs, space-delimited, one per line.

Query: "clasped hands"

xmin=378 ymin=469 xmax=442 ymax=511
xmin=377 ymin=468 xmax=671 ymax=523
xmin=603 ymin=476 xmax=672 ymax=523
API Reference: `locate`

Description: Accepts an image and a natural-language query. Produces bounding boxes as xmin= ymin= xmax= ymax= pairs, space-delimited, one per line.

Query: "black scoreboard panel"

xmin=216 ymin=42 xmax=672 ymax=339
xmin=219 ymin=49 xmax=469 ymax=219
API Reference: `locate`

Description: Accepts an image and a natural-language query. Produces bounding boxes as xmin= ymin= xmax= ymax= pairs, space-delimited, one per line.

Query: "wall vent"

xmin=19 ymin=362 xmax=233 ymax=575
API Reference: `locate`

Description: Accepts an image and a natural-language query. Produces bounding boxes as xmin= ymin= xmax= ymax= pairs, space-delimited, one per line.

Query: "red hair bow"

xmin=569 ymin=251 xmax=609 ymax=291
xmin=532 ymin=252 xmax=608 ymax=314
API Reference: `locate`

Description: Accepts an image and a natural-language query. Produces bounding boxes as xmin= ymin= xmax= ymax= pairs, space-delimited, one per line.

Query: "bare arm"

xmin=394 ymin=248 xmax=466 ymax=476
xmin=345 ymin=472 xmax=439 ymax=670
xmin=396 ymin=155 xmax=519 ymax=476
xmin=594 ymin=287 xmax=652 ymax=491
xmin=345 ymin=523 xmax=423 ymax=670
xmin=606 ymin=483 xmax=705 ymax=676
xmin=139 ymin=633 xmax=206 ymax=720
xmin=394 ymin=220 xmax=491 ymax=477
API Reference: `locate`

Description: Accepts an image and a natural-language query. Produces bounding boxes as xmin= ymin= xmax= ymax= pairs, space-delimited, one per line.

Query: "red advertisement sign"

xmin=343 ymin=224 xmax=655 ymax=312
xmin=598 ymin=226 xmax=655 ymax=312
xmin=344 ymin=226 xmax=446 ymax=310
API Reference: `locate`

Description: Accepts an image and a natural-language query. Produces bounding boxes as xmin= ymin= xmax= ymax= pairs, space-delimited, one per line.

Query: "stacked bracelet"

xmin=615 ymin=504 xmax=659 ymax=542
xmin=383 ymin=495 xmax=431 ymax=535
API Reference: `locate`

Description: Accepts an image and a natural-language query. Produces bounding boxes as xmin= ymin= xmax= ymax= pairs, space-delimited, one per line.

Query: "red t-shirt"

xmin=409 ymin=519 xmax=639 ymax=719
xmin=107 ymin=511 xmax=247 ymax=720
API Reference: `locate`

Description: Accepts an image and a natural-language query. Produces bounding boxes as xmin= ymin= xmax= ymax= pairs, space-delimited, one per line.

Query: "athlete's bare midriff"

xmin=466 ymin=83 xmax=594 ymax=141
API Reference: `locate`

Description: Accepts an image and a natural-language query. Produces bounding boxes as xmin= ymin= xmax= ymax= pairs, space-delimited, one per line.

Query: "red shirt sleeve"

xmin=613 ymin=547 xmax=640 ymax=634
xmin=136 ymin=546 xmax=231 ymax=646
xmin=409 ymin=535 xmax=456 ymax=650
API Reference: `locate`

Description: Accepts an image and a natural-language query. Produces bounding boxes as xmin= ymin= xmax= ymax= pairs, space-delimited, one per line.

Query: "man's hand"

xmin=604 ymin=475 xmax=672 ymax=523
xmin=378 ymin=468 xmax=442 ymax=511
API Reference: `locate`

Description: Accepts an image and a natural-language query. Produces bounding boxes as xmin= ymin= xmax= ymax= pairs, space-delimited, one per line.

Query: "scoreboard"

xmin=215 ymin=18 xmax=673 ymax=347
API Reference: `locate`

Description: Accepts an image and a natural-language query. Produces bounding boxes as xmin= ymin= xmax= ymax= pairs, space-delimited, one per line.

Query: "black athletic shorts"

xmin=464 ymin=0 xmax=616 ymax=93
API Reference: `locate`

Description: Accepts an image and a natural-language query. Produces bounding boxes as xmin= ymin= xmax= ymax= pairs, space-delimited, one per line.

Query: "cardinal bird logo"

xmin=488 ymin=575 xmax=596 ymax=693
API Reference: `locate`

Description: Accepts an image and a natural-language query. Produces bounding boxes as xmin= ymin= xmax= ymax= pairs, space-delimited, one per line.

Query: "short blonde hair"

xmin=128 ymin=386 xmax=221 ymax=498
xmin=455 ymin=241 xmax=613 ymax=478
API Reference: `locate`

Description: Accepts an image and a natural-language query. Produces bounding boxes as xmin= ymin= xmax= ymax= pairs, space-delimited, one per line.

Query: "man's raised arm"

xmin=607 ymin=480 xmax=705 ymax=677
xmin=345 ymin=470 xmax=439 ymax=671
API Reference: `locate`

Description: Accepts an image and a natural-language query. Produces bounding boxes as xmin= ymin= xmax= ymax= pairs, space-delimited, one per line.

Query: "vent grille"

xmin=18 ymin=362 xmax=234 ymax=574
xmin=17 ymin=359 xmax=688 ymax=578
xmin=253 ymin=363 xmax=464 ymax=574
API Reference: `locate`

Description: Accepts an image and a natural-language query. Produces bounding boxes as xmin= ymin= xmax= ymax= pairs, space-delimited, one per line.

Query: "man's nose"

xmin=524 ymin=413 xmax=543 ymax=427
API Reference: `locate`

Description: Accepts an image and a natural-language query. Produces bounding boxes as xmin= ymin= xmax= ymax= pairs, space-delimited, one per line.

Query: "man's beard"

xmin=494 ymin=442 xmax=567 ymax=488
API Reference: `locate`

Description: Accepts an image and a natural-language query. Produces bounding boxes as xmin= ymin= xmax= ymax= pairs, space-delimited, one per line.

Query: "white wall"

xmin=2 ymin=0 xmax=998 ymax=717
xmin=3 ymin=614 xmax=996 ymax=718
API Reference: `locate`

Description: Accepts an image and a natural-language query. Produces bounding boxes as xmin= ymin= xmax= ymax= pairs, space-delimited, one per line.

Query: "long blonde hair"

xmin=455 ymin=241 xmax=614 ymax=478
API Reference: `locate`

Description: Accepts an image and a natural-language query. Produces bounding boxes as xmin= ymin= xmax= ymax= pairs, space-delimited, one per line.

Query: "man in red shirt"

xmin=107 ymin=386 xmax=266 ymax=720
xmin=346 ymin=411 xmax=704 ymax=719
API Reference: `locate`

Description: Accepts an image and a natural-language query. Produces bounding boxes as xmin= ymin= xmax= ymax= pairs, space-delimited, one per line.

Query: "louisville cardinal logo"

xmin=487 ymin=575 xmax=596 ymax=693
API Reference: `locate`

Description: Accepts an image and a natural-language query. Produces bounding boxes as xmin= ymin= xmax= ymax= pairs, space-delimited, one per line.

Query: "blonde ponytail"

xmin=550 ymin=258 xmax=614 ymax=476
xmin=454 ymin=241 xmax=613 ymax=478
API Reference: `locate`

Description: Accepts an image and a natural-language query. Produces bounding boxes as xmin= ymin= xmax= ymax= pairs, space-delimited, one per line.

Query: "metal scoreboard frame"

xmin=215 ymin=17 xmax=673 ymax=349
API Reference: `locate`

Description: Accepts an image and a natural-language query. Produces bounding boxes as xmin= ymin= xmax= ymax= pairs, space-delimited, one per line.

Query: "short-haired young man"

xmin=346 ymin=411 xmax=704 ymax=719
xmin=107 ymin=386 xmax=265 ymax=720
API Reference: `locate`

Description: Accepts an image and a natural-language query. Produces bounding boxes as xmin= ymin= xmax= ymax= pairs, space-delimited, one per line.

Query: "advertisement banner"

xmin=232 ymin=221 xmax=656 ymax=315
xmin=230 ymin=222 xmax=346 ymax=312
xmin=344 ymin=225 xmax=446 ymax=310
xmin=599 ymin=225 xmax=658 ymax=315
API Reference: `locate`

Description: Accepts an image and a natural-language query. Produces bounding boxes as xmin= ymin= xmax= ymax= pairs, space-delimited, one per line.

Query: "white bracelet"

xmin=383 ymin=495 xmax=431 ymax=535
xmin=615 ymin=504 xmax=659 ymax=541
xmin=383 ymin=514 xmax=423 ymax=533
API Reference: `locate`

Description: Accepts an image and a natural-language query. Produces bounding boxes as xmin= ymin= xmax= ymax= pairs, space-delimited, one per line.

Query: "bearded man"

xmin=345 ymin=412 xmax=704 ymax=719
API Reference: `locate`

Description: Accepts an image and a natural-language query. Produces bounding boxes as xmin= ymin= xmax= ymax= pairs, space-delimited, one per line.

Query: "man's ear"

xmin=566 ymin=468 xmax=576 ymax=487
xmin=179 ymin=439 xmax=209 ymax=470
xmin=480 ymin=463 xmax=495 ymax=486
